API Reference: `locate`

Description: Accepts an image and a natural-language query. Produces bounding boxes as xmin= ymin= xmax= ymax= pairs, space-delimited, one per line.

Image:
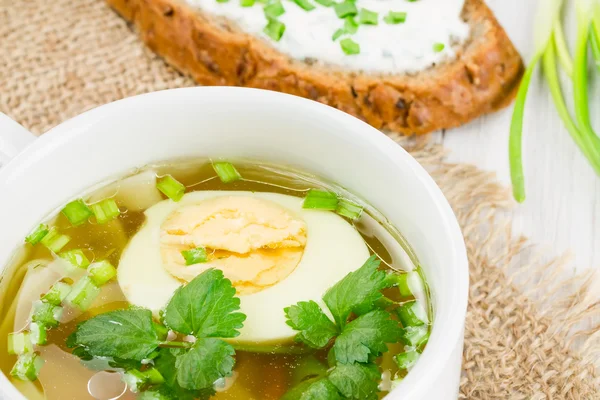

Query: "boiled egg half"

xmin=117 ymin=191 xmax=369 ymax=344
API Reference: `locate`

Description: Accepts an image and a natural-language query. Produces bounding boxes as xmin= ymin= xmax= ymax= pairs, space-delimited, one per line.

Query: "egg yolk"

xmin=160 ymin=196 xmax=307 ymax=295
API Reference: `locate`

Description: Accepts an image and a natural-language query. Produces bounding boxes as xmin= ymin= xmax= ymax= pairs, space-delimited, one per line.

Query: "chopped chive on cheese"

xmin=302 ymin=189 xmax=339 ymax=210
xmin=31 ymin=301 xmax=63 ymax=328
xmin=212 ymin=162 xmax=243 ymax=183
xmin=396 ymin=300 xmax=428 ymax=327
xmin=60 ymin=249 xmax=91 ymax=269
xmin=394 ymin=349 xmax=420 ymax=370
xmin=344 ymin=16 xmax=359 ymax=33
xmin=332 ymin=28 xmax=346 ymax=41
xmin=383 ymin=11 xmax=407 ymax=24
xmin=41 ymin=281 xmax=72 ymax=305
xmin=25 ymin=224 xmax=49 ymax=245
xmin=334 ymin=1 xmax=357 ymax=18
xmin=315 ymin=0 xmax=334 ymax=6
xmin=340 ymin=38 xmax=360 ymax=55
xmin=433 ymin=42 xmax=445 ymax=52
xmin=181 ymin=247 xmax=208 ymax=266
xmin=156 ymin=175 xmax=186 ymax=202
xmin=241 ymin=0 xmax=255 ymax=6
xmin=264 ymin=1 xmax=285 ymax=18
xmin=40 ymin=227 xmax=71 ymax=253
xmin=293 ymin=0 xmax=315 ymax=11
xmin=336 ymin=198 xmax=363 ymax=220
xmin=358 ymin=8 xmax=378 ymax=25
xmin=88 ymin=260 xmax=117 ymax=286
xmin=65 ymin=277 xmax=101 ymax=311
xmin=263 ymin=19 xmax=286 ymax=41
xmin=10 ymin=353 xmax=44 ymax=381
xmin=7 ymin=332 xmax=33 ymax=355
xmin=91 ymin=198 xmax=120 ymax=224
xmin=62 ymin=199 xmax=93 ymax=226
xmin=29 ymin=322 xmax=48 ymax=346
xmin=400 ymin=325 xmax=429 ymax=347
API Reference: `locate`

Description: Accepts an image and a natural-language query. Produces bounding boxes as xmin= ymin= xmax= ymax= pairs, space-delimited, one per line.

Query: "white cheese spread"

xmin=186 ymin=0 xmax=470 ymax=73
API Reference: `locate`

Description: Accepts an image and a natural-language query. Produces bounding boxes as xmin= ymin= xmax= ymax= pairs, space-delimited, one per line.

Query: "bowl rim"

xmin=0 ymin=87 xmax=468 ymax=400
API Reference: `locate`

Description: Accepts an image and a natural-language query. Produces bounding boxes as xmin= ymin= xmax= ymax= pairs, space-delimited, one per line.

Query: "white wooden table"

xmin=432 ymin=0 xmax=600 ymax=271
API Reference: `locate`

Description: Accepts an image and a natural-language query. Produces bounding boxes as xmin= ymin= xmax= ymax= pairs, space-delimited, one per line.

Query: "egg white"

xmin=117 ymin=191 xmax=369 ymax=344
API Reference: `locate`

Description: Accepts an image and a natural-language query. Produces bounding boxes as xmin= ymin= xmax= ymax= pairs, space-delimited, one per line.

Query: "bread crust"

xmin=106 ymin=0 xmax=524 ymax=135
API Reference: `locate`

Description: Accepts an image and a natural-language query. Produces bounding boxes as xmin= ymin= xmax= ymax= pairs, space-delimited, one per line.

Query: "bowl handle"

xmin=0 ymin=113 xmax=36 ymax=168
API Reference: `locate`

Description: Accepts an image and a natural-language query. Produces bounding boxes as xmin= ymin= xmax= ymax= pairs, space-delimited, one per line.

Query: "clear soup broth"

xmin=0 ymin=160 xmax=432 ymax=400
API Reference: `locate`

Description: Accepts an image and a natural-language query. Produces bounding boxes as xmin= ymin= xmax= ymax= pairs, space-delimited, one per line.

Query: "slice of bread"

xmin=105 ymin=0 xmax=523 ymax=135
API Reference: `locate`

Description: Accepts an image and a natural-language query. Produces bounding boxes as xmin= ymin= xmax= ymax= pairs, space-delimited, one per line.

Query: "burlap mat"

xmin=1 ymin=1 xmax=599 ymax=398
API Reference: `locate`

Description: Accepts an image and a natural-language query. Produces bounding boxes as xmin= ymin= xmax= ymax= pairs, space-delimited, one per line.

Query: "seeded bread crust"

xmin=105 ymin=0 xmax=523 ymax=135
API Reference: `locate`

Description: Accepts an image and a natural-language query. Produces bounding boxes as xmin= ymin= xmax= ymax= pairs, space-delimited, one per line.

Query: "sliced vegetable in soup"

xmin=0 ymin=160 xmax=432 ymax=399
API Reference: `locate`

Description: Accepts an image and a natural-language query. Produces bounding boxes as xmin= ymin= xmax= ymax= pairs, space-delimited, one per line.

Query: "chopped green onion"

xmin=62 ymin=199 xmax=93 ymax=226
xmin=156 ymin=175 xmax=186 ymax=202
xmin=152 ymin=322 xmax=169 ymax=340
xmin=40 ymin=227 xmax=71 ymax=253
xmin=383 ymin=11 xmax=407 ymax=24
xmin=344 ymin=16 xmax=359 ymax=33
xmin=340 ymin=38 xmax=360 ymax=55
xmin=122 ymin=369 xmax=146 ymax=392
xmin=241 ymin=0 xmax=255 ymax=6
xmin=334 ymin=1 xmax=357 ymax=18
xmin=396 ymin=300 xmax=428 ymax=327
xmin=212 ymin=162 xmax=243 ymax=183
xmin=315 ymin=0 xmax=333 ymax=6
xmin=31 ymin=301 xmax=62 ymax=328
xmin=293 ymin=0 xmax=315 ymax=11
xmin=123 ymin=368 xmax=165 ymax=392
xmin=181 ymin=247 xmax=208 ymax=266
xmin=138 ymin=390 xmax=170 ymax=400
xmin=7 ymin=332 xmax=33 ymax=355
xmin=88 ymin=260 xmax=117 ymax=286
xmin=336 ymin=198 xmax=363 ymax=220
xmin=332 ymin=28 xmax=346 ymax=41
xmin=10 ymin=353 xmax=44 ymax=381
xmin=400 ymin=325 xmax=429 ymax=347
xmin=264 ymin=1 xmax=285 ymax=18
xmin=433 ymin=42 xmax=445 ymax=52
xmin=25 ymin=224 xmax=49 ymax=245
xmin=394 ymin=349 xmax=420 ymax=370
xmin=65 ymin=277 xmax=101 ymax=311
xmin=263 ymin=19 xmax=286 ymax=41
xmin=30 ymin=322 xmax=48 ymax=346
xmin=385 ymin=272 xmax=414 ymax=297
xmin=144 ymin=368 xmax=165 ymax=385
xmin=42 ymin=282 xmax=72 ymax=305
xmin=302 ymin=189 xmax=338 ymax=210
xmin=358 ymin=8 xmax=378 ymax=25
xmin=91 ymin=198 xmax=121 ymax=224
xmin=60 ymin=249 xmax=91 ymax=269
xmin=216 ymin=0 xmax=229 ymax=3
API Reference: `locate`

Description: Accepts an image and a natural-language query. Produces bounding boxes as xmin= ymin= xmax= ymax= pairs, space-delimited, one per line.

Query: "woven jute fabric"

xmin=1 ymin=0 xmax=599 ymax=398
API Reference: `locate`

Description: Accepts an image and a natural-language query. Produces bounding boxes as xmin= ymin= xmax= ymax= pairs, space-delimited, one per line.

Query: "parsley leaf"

xmin=282 ymin=377 xmax=342 ymax=400
xmin=284 ymin=301 xmax=339 ymax=348
xmin=175 ymin=338 xmax=236 ymax=390
xmin=151 ymin=348 xmax=213 ymax=400
xmin=71 ymin=309 xmax=159 ymax=360
xmin=328 ymin=363 xmax=380 ymax=400
xmin=163 ymin=268 xmax=246 ymax=338
xmin=333 ymin=309 xmax=403 ymax=364
xmin=323 ymin=255 xmax=388 ymax=327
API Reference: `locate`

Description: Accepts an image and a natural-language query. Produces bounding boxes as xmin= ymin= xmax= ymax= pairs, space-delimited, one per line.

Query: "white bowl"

xmin=0 ymin=87 xmax=468 ymax=400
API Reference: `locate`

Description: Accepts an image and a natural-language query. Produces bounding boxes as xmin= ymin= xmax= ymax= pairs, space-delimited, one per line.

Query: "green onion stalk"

xmin=509 ymin=0 xmax=600 ymax=202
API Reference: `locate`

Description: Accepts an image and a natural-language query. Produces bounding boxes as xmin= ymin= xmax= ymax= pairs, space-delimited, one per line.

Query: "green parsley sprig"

xmin=68 ymin=269 xmax=246 ymax=398
xmin=282 ymin=255 xmax=407 ymax=400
